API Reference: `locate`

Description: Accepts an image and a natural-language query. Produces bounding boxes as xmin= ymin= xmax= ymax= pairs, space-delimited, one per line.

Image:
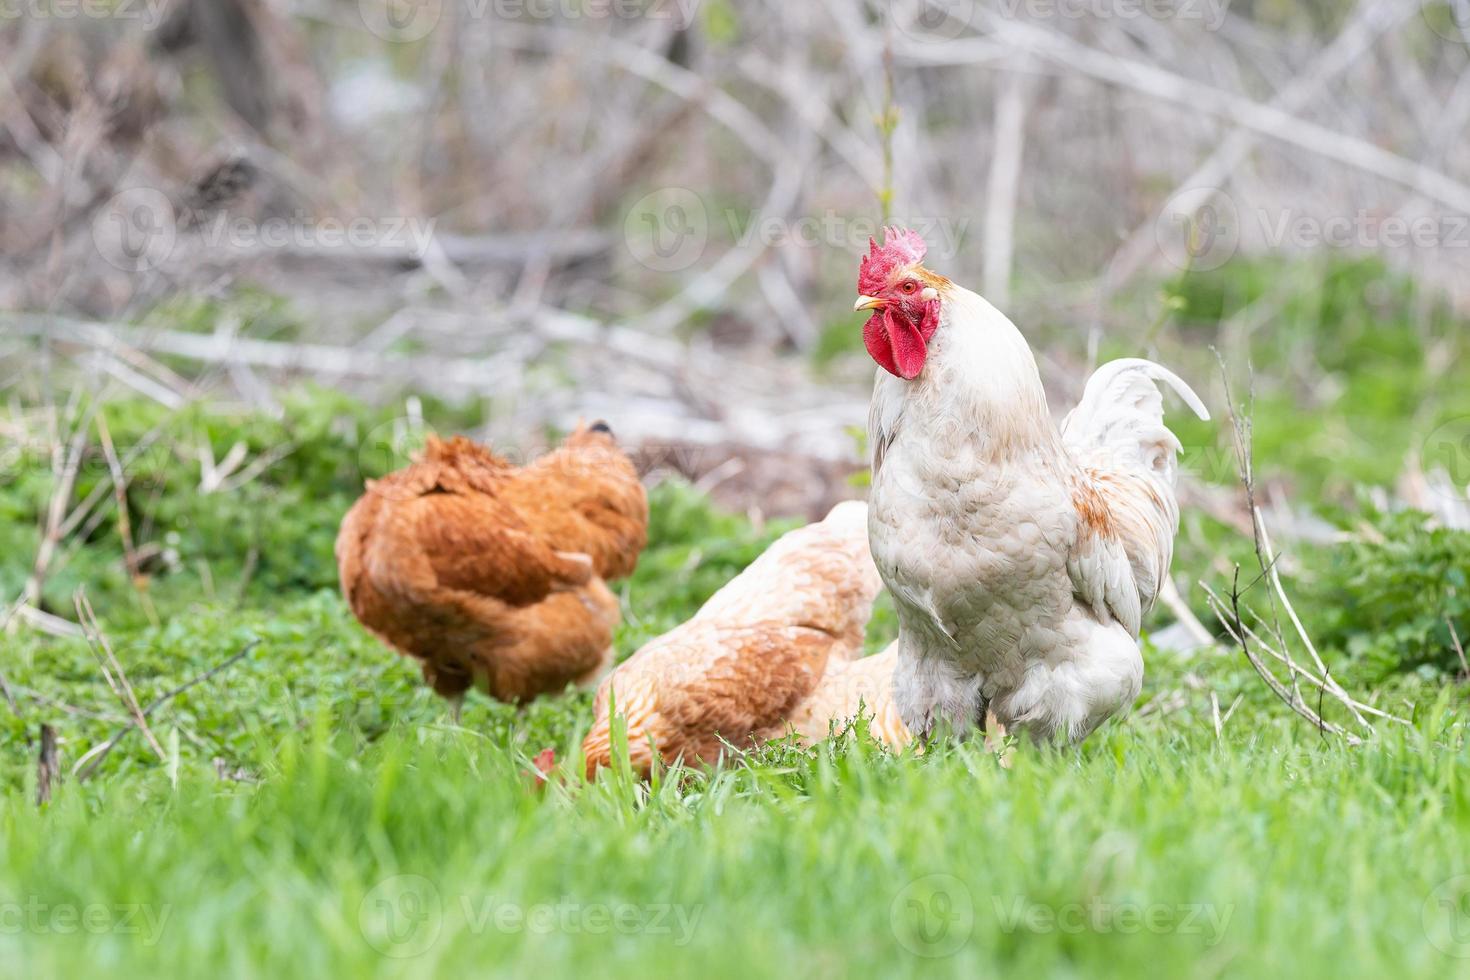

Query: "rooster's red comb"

xmin=858 ymin=226 xmax=928 ymax=295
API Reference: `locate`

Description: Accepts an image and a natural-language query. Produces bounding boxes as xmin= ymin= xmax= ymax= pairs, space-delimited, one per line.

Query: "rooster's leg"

xmin=448 ymin=694 xmax=464 ymax=726
xmin=982 ymin=709 xmax=1012 ymax=768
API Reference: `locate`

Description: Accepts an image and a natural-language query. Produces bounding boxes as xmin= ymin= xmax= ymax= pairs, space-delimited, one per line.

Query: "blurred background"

xmin=1 ymin=0 xmax=1468 ymax=598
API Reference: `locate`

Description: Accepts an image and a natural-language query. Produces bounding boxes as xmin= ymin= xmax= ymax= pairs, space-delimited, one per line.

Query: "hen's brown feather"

xmin=781 ymin=643 xmax=911 ymax=749
xmin=335 ymin=426 xmax=647 ymax=703
xmin=583 ymin=501 xmax=908 ymax=776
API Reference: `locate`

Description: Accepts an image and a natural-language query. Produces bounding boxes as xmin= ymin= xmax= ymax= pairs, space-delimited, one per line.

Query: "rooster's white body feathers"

xmin=867 ymin=285 xmax=1208 ymax=741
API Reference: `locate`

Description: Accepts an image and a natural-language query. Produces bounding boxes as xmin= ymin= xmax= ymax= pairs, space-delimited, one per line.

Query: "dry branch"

xmin=1202 ymin=355 xmax=1408 ymax=741
xmin=74 ymin=590 xmax=166 ymax=763
xmin=910 ymin=13 xmax=1470 ymax=217
xmin=37 ymin=724 xmax=59 ymax=805
xmin=73 ymin=639 xmax=259 ymax=783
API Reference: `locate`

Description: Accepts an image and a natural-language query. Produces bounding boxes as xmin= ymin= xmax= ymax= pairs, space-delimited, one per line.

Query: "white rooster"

xmin=854 ymin=227 xmax=1209 ymax=742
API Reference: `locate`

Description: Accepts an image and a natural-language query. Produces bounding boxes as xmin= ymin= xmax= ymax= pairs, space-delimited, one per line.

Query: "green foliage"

xmin=1160 ymin=256 xmax=1470 ymax=500
xmin=699 ymin=0 xmax=740 ymax=44
xmin=0 ymin=389 xmax=480 ymax=627
xmin=1306 ymin=508 xmax=1470 ymax=682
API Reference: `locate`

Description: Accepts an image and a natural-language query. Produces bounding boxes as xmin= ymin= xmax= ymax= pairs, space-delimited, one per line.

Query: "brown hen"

xmin=583 ymin=501 xmax=910 ymax=777
xmin=336 ymin=424 xmax=648 ymax=710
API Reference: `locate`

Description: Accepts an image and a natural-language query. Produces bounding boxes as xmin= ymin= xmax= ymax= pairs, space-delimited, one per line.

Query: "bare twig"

xmin=11 ymin=604 xmax=85 ymax=638
xmin=1201 ymin=353 xmax=1401 ymax=741
xmin=74 ymin=591 xmax=166 ymax=762
xmin=927 ymin=13 xmax=1470 ymax=217
xmin=1232 ymin=601 xmax=1408 ymax=725
xmin=1448 ymin=618 xmax=1469 ymax=681
xmin=95 ymin=411 xmax=158 ymax=625
xmin=37 ymin=724 xmax=59 ymax=806
xmin=0 ymin=601 xmax=19 ymax=715
xmin=11 ymin=316 xmax=517 ymax=394
xmin=1251 ymin=505 xmax=1371 ymax=729
xmin=73 ymin=639 xmax=259 ymax=783
xmin=1157 ymin=577 xmax=1216 ymax=651
xmin=982 ymin=66 xmax=1031 ymax=308
xmin=0 ymin=668 xmax=16 ymax=716
xmin=1100 ymin=0 xmax=1417 ymax=290
xmin=1215 ymin=352 xmax=1372 ymax=730
xmin=878 ymin=25 xmax=897 ymax=224
xmin=20 ymin=400 xmax=95 ymax=611
xmin=1220 ymin=693 xmax=1244 ymax=731
xmin=1203 ymin=579 xmax=1361 ymax=745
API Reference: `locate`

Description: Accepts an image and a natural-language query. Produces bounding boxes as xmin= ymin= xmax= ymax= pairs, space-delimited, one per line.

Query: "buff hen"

xmin=583 ymin=501 xmax=909 ymax=777
xmin=336 ymin=424 xmax=648 ymax=711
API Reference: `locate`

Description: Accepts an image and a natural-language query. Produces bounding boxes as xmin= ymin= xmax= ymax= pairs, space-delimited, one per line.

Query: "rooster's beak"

xmin=854 ymin=295 xmax=886 ymax=312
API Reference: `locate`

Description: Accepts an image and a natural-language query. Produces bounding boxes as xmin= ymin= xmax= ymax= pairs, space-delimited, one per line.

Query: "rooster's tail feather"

xmin=1061 ymin=358 xmax=1209 ymax=486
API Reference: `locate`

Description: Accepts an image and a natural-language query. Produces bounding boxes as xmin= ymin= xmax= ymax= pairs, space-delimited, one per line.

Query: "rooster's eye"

xmin=900 ymin=281 xmax=918 ymax=294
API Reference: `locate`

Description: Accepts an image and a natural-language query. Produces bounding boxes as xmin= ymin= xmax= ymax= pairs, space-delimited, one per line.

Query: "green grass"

xmin=2 ymin=474 xmax=1467 ymax=978
xmin=2 ymin=691 xmax=1467 ymax=977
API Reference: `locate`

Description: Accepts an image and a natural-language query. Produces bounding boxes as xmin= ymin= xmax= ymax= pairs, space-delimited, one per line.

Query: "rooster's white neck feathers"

xmin=873 ymin=283 xmax=1060 ymax=466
